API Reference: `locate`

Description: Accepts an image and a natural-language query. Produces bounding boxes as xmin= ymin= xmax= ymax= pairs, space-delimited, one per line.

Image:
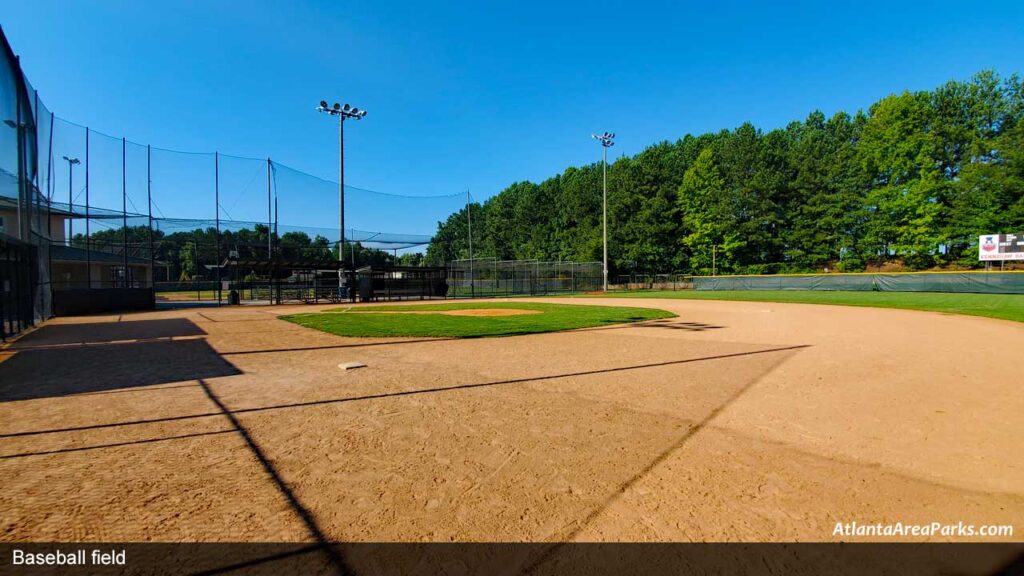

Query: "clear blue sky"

xmin=3 ymin=0 xmax=1023 ymax=239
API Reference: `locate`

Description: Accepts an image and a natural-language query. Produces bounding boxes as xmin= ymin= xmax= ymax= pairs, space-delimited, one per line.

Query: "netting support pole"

xmin=122 ymin=137 xmax=128 ymax=286
xmin=194 ymin=230 xmax=200 ymax=300
xmin=67 ymin=153 xmax=73 ymax=246
xmin=47 ymin=111 xmax=54 ymax=296
xmin=147 ymin=145 xmax=153 ymax=286
xmin=85 ymin=127 xmax=91 ymax=288
xmin=45 ymin=109 xmax=53 ymax=238
xmin=266 ymin=157 xmax=272 ymax=260
xmin=215 ymin=152 xmax=221 ymax=306
xmin=273 ymin=194 xmax=278 ymax=306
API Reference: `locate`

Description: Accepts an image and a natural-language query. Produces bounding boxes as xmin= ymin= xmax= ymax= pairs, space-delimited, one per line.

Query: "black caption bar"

xmin=0 ymin=543 xmax=1022 ymax=576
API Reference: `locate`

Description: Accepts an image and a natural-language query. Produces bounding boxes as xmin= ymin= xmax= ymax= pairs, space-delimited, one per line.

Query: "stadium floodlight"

xmin=62 ymin=156 xmax=81 ymax=244
xmin=316 ymin=99 xmax=368 ymax=292
xmin=592 ymin=131 xmax=615 ymax=291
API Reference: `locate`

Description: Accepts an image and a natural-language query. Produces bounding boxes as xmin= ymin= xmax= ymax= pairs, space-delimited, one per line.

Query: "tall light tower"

xmin=62 ymin=156 xmax=80 ymax=245
xmin=592 ymin=131 xmax=614 ymax=291
xmin=316 ymin=101 xmax=367 ymax=267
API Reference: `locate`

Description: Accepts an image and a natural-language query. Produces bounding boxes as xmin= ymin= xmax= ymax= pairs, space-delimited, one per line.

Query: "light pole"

xmin=592 ymin=131 xmax=614 ymax=291
xmin=316 ymin=100 xmax=367 ymax=298
xmin=62 ymin=156 xmax=80 ymax=245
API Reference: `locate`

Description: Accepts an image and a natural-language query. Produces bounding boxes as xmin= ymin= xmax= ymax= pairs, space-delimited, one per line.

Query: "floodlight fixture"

xmin=592 ymin=132 xmax=615 ymax=147
xmin=317 ymin=100 xmax=368 ymax=121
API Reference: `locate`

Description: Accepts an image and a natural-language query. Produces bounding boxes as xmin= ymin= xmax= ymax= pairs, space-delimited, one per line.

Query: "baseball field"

xmin=0 ymin=297 xmax=1021 ymax=555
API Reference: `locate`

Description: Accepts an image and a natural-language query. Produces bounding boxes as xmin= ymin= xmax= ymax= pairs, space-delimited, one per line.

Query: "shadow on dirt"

xmin=0 ymin=319 xmax=239 ymax=401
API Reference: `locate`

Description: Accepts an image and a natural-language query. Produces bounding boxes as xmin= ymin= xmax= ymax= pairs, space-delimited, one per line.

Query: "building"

xmin=0 ymin=196 xmax=153 ymax=290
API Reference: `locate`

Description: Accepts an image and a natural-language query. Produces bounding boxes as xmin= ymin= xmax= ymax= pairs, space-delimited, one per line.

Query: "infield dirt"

xmin=0 ymin=297 xmax=1021 ymax=544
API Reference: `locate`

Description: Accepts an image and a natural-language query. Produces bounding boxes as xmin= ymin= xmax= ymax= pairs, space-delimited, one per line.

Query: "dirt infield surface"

xmin=0 ymin=297 xmax=1021 ymax=544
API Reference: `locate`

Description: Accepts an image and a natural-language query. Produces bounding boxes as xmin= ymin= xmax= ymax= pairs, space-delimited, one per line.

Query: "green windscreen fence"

xmin=693 ymin=272 xmax=1024 ymax=294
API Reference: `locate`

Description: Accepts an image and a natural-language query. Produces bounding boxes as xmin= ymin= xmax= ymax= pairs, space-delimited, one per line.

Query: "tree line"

xmin=426 ymin=70 xmax=1024 ymax=274
xmin=74 ymin=225 xmax=421 ymax=281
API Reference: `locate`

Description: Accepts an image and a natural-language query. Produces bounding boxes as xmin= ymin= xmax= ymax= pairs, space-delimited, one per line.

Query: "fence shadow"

xmin=0 ymin=320 xmax=238 ymax=402
xmin=9 ymin=318 xmax=207 ymax=348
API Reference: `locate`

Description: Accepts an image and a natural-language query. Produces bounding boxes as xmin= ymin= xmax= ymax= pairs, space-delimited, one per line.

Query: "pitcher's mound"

xmin=440 ymin=308 xmax=542 ymax=317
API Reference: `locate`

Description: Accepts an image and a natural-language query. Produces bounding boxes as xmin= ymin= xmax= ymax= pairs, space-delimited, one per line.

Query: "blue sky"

xmin=2 ymin=0 xmax=1023 ymax=239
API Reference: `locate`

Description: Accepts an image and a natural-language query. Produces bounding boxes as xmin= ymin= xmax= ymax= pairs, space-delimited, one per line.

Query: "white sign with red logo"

xmin=979 ymin=234 xmax=1024 ymax=261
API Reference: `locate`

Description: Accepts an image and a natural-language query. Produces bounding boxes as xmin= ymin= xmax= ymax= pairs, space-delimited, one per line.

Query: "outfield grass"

xmin=574 ymin=290 xmax=1024 ymax=323
xmin=281 ymin=301 xmax=675 ymax=338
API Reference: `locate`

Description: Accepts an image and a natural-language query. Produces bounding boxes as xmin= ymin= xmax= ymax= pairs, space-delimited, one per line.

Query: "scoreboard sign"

xmin=979 ymin=233 xmax=1024 ymax=261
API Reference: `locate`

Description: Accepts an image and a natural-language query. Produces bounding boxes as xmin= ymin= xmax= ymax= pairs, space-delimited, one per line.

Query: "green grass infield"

xmin=281 ymin=301 xmax=675 ymax=338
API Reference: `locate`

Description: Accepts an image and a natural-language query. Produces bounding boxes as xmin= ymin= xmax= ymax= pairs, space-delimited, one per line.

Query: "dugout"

xmin=219 ymin=260 xmax=447 ymax=304
xmin=226 ymin=258 xmax=353 ymax=304
xmin=354 ymin=265 xmax=448 ymax=302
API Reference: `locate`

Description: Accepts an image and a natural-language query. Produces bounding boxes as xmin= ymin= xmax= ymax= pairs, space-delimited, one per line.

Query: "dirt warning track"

xmin=0 ymin=297 xmax=1021 ymax=544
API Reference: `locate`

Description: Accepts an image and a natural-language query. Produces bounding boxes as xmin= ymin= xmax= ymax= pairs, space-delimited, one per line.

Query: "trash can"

xmin=228 ymin=289 xmax=240 ymax=305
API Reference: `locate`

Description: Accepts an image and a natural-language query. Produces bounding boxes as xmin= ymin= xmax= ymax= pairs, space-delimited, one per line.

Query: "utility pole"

xmin=592 ymin=132 xmax=615 ymax=291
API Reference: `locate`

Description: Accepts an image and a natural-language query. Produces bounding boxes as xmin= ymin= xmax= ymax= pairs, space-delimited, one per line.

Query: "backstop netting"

xmin=30 ymin=115 xmax=467 ymax=303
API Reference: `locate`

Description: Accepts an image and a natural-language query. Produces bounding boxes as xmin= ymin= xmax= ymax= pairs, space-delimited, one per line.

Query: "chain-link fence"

xmin=693 ymin=271 xmax=1024 ymax=293
xmin=610 ymin=273 xmax=693 ymax=291
xmin=448 ymin=258 xmax=602 ymax=297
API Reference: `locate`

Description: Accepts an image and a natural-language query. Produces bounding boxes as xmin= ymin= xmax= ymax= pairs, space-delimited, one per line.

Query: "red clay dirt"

xmin=0 ymin=297 xmax=1021 ymax=550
